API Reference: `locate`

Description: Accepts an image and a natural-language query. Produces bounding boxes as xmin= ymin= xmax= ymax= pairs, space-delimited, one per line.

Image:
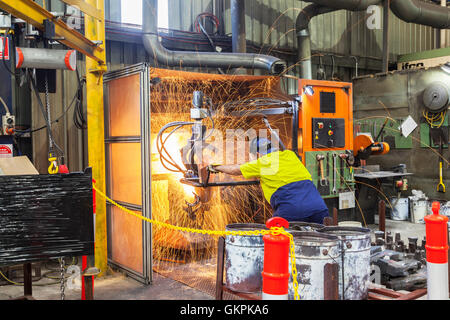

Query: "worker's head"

xmin=250 ymin=137 xmax=276 ymax=156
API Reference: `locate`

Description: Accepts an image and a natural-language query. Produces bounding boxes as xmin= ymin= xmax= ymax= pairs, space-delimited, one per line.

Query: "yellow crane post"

xmin=0 ymin=0 xmax=109 ymax=277
xmin=84 ymin=0 xmax=108 ymax=277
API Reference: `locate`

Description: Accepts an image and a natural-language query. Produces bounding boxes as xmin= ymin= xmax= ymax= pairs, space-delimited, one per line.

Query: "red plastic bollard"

xmin=262 ymin=217 xmax=290 ymax=300
xmin=425 ymin=201 xmax=449 ymax=300
xmin=82 ymin=178 xmax=97 ymax=300
xmin=58 ymin=164 xmax=69 ymax=174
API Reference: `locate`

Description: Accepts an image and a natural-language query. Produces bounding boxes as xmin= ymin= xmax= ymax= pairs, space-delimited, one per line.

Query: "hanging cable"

xmin=15 ymin=71 xmax=85 ymax=135
xmin=73 ymin=68 xmax=87 ymax=129
xmin=194 ymin=13 xmax=225 ymax=75
xmin=0 ymin=96 xmax=10 ymax=114
xmin=27 ymin=70 xmax=64 ymax=158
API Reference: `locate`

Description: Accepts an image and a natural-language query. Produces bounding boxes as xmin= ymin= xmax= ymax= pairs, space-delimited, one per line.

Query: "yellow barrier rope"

xmin=92 ymin=185 xmax=300 ymax=300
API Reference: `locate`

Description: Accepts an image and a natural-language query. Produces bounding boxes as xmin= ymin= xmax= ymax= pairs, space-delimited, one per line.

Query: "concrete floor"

xmin=0 ymin=217 xmax=427 ymax=301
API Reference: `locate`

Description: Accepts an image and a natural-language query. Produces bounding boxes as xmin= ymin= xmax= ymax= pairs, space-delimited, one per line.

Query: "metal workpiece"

xmin=224 ymin=224 xmax=267 ymax=294
xmin=319 ymin=227 xmax=372 ymax=300
xmin=287 ymin=231 xmax=341 ymax=300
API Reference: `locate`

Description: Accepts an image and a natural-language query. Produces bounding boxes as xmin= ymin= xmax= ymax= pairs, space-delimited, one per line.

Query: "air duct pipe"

xmin=231 ymin=0 xmax=246 ymax=53
xmin=390 ymin=0 xmax=450 ymax=29
xmin=296 ymin=4 xmax=337 ymax=79
xmin=302 ymin=0 xmax=382 ymax=11
xmin=142 ymin=0 xmax=287 ymax=75
xmin=296 ymin=0 xmax=382 ymax=79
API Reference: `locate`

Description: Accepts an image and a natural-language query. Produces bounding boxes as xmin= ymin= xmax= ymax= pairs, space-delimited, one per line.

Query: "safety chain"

xmin=44 ymin=74 xmax=53 ymax=152
xmin=59 ymin=257 xmax=66 ymax=300
xmin=93 ymin=185 xmax=300 ymax=300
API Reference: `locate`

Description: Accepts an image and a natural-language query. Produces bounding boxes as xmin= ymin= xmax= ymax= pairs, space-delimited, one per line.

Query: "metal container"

xmin=289 ymin=221 xmax=325 ymax=232
xmin=318 ymin=226 xmax=372 ymax=300
xmin=225 ymin=223 xmax=267 ymax=293
xmin=287 ymin=231 xmax=341 ymax=300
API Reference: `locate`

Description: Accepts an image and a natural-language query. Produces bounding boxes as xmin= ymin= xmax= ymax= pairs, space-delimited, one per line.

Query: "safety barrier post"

xmin=425 ymin=201 xmax=449 ymax=300
xmin=82 ymin=178 xmax=96 ymax=300
xmin=262 ymin=217 xmax=290 ymax=300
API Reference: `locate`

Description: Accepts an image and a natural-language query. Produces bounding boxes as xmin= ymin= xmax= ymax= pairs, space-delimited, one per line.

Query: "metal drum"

xmin=225 ymin=223 xmax=267 ymax=293
xmin=289 ymin=221 xmax=325 ymax=232
xmin=318 ymin=226 xmax=372 ymax=300
xmin=287 ymin=231 xmax=341 ymax=300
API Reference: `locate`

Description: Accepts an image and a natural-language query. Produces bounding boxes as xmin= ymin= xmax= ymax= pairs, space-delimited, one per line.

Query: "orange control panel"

xmin=298 ymin=79 xmax=354 ymax=161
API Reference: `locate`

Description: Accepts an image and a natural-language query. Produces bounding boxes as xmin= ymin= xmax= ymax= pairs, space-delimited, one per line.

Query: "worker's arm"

xmin=213 ymin=164 xmax=243 ymax=176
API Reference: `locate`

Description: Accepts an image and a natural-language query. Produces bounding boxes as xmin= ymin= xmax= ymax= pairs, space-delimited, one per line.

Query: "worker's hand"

xmin=207 ymin=164 xmax=221 ymax=173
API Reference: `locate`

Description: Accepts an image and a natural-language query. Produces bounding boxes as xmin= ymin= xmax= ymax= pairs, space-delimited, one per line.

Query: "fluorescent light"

xmin=304 ymin=85 xmax=315 ymax=96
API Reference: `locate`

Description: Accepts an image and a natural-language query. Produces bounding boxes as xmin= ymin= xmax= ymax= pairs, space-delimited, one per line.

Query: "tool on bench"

xmin=437 ymin=138 xmax=446 ymax=193
xmin=316 ymin=154 xmax=330 ymax=195
xmin=316 ymin=154 xmax=328 ymax=186
xmin=332 ymin=153 xmax=337 ymax=194
xmin=339 ymin=154 xmax=345 ymax=189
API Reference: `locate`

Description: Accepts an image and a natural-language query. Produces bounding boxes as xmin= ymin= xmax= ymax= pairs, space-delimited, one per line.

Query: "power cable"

xmin=27 ymin=70 xmax=64 ymax=157
xmin=15 ymin=70 xmax=85 ymax=135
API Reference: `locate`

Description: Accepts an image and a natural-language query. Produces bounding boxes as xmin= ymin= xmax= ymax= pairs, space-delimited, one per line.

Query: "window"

xmin=121 ymin=0 xmax=169 ymax=28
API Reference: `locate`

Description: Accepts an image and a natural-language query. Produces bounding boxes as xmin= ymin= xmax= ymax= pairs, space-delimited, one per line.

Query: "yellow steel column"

xmin=84 ymin=0 xmax=107 ymax=276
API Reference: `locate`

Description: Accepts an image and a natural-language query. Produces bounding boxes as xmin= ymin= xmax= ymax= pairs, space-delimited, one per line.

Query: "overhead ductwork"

xmin=142 ymin=0 xmax=287 ymax=75
xmin=296 ymin=4 xmax=337 ymax=79
xmin=302 ymin=0 xmax=382 ymax=11
xmin=390 ymin=0 xmax=450 ymax=29
xmin=296 ymin=0 xmax=382 ymax=79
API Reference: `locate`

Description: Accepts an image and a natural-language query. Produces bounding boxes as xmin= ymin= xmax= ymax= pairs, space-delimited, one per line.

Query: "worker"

xmin=208 ymin=137 xmax=329 ymax=223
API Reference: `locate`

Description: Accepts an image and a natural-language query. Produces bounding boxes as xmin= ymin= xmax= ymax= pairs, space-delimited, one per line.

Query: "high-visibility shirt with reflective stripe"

xmin=239 ymin=150 xmax=312 ymax=204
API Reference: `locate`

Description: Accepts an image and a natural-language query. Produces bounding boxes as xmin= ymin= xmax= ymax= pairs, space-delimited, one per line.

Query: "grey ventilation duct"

xmin=390 ymin=0 xmax=450 ymax=29
xmin=302 ymin=0 xmax=382 ymax=11
xmin=296 ymin=4 xmax=337 ymax=79
xmin=142 ymin=0 xmax=287 ymax=75
xmin=296 ymin=0 xmax=382 ymax=79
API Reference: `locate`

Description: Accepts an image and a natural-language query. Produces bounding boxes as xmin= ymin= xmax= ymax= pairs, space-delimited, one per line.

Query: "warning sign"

xmin=0 ymin=144 xmax=12 ymax=158
xmin=0 ymin=37 xmax=9 ymax=61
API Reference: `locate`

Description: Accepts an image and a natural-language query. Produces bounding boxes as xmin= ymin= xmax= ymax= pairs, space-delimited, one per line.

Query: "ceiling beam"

xmin=0 ymin=0 xmax=104 ymax=63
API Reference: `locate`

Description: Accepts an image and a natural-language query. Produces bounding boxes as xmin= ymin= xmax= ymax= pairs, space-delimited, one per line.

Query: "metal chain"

xmin=44 ymin=74 xmax=53 ymax=152
xmin=93 ymin=184 xmax=301 ymax=300
xmin=59 ymin=257 xmax=66 ymax=300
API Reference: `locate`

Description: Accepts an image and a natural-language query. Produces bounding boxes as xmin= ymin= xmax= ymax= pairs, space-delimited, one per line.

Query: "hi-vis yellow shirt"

xmin=239 ymin=150 xmax=312 ymax=203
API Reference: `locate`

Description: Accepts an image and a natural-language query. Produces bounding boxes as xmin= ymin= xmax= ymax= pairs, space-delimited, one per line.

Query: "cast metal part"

xmin=184 ymin=192 xmax=202 ymax=220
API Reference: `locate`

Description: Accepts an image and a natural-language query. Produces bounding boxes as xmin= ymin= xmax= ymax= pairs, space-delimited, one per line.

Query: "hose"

xmin=0 ymin=96 xmax=10 ymax=114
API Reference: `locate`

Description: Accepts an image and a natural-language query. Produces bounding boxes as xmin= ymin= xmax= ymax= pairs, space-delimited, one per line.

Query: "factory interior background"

xmin=0 ymin=0 xmax=449 ymax=303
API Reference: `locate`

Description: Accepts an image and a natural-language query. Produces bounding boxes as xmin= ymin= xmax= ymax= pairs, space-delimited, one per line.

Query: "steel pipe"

xmin=390 ymin=0 xmax=450 ymax=29
xmin=142 ymin=0 xmax=286 ymax=75
xmin=231 ymin=0 xmax=246 ymax=53
xmin=296 ymin=0 xmax=382 ymax=79
xmin=302 ymin=0 xmax=382 ymax=11
xmin=15 ymin=47 xmax=77 ymax=70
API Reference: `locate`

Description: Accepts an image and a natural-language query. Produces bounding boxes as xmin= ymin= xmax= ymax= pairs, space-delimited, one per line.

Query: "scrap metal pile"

xmin=370 ymin=231 xmax=427 ymax=291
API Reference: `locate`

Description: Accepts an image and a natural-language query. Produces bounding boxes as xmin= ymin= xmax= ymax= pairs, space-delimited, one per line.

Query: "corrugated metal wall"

xmin=168 ymin=0 xmax=437 ymax=58
xmin=28 ymin=0 xmax=443 ymax=173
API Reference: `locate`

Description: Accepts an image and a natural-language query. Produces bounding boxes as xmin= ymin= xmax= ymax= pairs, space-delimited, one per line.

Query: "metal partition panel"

xmin=104 ymin=63 xmax=152 ymax=284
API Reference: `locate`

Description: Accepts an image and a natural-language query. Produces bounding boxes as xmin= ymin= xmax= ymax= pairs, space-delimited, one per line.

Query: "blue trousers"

xmin=270 ymin=180 xmax=330 ymax=223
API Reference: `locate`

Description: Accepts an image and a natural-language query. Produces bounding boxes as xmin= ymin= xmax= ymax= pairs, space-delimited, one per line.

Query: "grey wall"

xmin=22 ymin=0 xmax=442 ymax=173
